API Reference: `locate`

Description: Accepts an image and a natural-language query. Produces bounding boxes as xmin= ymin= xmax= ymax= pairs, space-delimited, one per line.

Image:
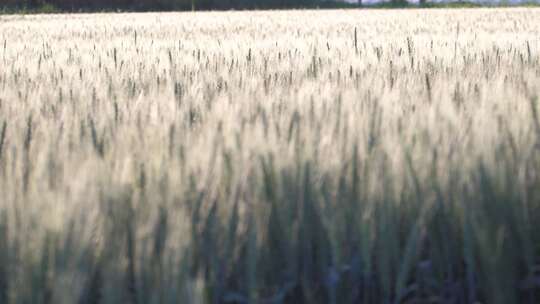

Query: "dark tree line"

xmin=1 ymin=0 xmax=423 ymax=13
xmin=2 ymin=0 xmax=352 ymax=11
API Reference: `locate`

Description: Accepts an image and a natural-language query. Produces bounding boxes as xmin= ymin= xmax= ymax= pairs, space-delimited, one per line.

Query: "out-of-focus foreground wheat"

xmin=0 ymin=8 xmax=540 ymax=304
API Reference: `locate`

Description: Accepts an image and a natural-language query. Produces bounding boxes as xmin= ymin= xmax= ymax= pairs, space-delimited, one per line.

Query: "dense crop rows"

xmin=1 ymin=9 xmax=540 ymax=303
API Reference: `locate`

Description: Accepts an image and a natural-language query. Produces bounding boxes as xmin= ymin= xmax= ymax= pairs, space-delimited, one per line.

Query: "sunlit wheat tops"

xmin=0 ymin=8 xmax=540 ymax=304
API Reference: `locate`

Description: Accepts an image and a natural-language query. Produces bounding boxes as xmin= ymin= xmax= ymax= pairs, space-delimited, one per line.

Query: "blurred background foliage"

xmin=1 ymin=0 xmax=353 ymax=12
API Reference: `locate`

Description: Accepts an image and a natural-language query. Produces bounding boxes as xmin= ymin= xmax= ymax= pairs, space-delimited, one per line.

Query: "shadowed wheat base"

xmin=0 ymin=8 xmax=540 ymax=304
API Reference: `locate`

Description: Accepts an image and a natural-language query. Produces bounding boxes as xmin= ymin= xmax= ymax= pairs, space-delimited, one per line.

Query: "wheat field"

xmin=0 ymin=8 xmax=540 ymax=304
